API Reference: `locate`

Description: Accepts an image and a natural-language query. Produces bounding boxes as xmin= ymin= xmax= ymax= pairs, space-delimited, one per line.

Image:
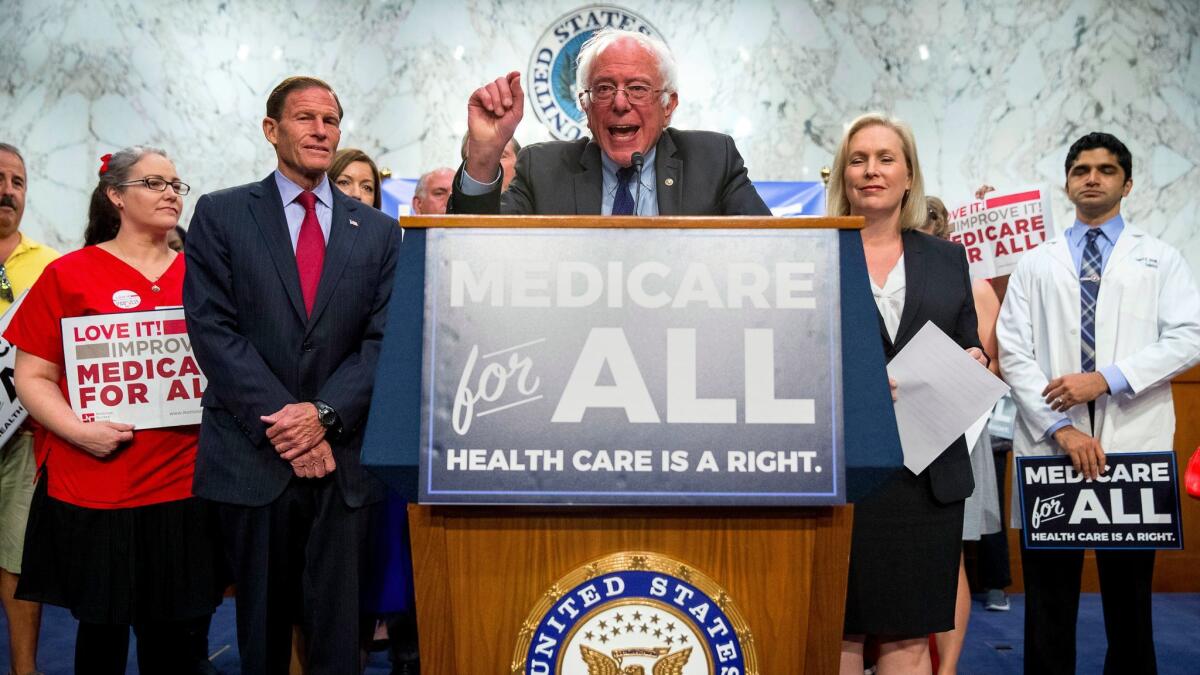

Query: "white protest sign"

xmin=0 ymin=292 xmax=30 ymax=447
xmin=62 ymin=308 xmax=205 ymax=429
xmin=948 ymin=186 xmax=1055 ymax=279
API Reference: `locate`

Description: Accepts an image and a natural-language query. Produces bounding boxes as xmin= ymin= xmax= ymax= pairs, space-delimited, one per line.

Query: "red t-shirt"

xmin=4 ymin=246 xmax=199 ymax=509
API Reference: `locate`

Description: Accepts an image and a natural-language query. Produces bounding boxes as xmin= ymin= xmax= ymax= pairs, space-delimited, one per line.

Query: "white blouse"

xmin=871 ymin=254 xmax=906 ymax=342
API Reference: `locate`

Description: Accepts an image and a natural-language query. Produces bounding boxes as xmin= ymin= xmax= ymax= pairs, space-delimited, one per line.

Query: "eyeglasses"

xmin=117 ymin=176 xmax=191 ymax=195
xmin=0 ymin=265 xmax=12 ymax=303
xmin=581 ymin=83 xmax=664 ymax=104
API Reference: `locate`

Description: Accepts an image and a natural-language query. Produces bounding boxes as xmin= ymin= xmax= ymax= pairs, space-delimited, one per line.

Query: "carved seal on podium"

xmin=513 ymin=551 xmax=758 ymax=674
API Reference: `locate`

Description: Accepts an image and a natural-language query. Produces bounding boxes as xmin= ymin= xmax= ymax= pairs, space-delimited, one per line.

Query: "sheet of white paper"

xmin=887 ymin=321 xmax=1010 ymax=474
xmin=964 ymin=412 xmax=990 ymax=455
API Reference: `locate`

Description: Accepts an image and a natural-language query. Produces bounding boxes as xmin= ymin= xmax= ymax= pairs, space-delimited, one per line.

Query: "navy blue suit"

xmin=184 ymin=174 xmax=401 ymax=674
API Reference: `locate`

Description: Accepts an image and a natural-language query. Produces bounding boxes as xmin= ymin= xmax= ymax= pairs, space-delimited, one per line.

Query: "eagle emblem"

xmin=580 ymin=644 xmax=692 ymax=675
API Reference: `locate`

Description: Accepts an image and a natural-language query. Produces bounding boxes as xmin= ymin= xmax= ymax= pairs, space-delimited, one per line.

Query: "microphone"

xmin=630 ymin=151 xmax=644 ymax=216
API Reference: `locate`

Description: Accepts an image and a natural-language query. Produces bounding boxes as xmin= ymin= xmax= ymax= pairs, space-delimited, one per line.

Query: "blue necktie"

xmin=612 ymin=166 xmax=637 ymax=215
xmin=1079 ymin=228 xmax=1104 ymax=373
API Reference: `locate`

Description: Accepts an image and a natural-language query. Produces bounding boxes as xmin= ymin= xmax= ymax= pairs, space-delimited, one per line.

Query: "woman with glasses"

xmin=828 ymin=115 xmax=987 ymax=674
xmin=4 ymin=146 xmax=225 ymax=674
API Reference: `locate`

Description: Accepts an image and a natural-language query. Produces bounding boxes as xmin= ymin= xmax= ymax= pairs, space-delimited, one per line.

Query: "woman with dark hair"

xmin=329 ymin=148 xmax=382 ymax=209
xmin=5 ymin=147 xmax=225 ymax=675
xmin=829 ymin=114 xmax=986 ymax=674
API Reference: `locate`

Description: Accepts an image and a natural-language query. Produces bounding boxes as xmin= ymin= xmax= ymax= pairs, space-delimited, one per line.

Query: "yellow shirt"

xmin=1 ymin=234 xmax=61 ymax=316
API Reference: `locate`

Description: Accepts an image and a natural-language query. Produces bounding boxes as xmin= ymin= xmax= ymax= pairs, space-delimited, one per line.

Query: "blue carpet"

xmin=1 ymin=594 xmax=1197 ymax=672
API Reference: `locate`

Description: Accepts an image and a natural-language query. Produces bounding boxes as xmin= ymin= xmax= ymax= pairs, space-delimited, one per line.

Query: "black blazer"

xmin=183 ymin=175 xmax=402 ymax=508
xmin=880 ymin=230 xmax=980 ymax=504
xmin=448 ymin=127 xmax=771 ymax=216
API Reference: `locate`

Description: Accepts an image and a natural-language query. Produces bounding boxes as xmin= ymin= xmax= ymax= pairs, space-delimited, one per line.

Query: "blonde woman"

xmin=829 ymin=114 xmax=987 ymax=674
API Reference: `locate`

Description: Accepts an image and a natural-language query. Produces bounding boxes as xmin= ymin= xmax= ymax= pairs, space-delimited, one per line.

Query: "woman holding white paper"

xmin=4 ymin=147 xmax=225 ymax=675
xmin=828 ymin=114 xmax=987 ymax=674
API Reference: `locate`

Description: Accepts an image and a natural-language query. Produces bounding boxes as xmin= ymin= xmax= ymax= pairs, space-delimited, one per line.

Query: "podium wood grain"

xmin=409 ymin=504 xmax=854 ymax=674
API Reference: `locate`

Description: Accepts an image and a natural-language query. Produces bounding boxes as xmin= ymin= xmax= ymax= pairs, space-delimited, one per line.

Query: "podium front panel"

xmin=415 ymin=227 xmax=844 ymax=505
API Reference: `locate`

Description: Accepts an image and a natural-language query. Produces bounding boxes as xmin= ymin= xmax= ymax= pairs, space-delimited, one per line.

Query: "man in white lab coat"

xmin=998 ymin=132 xmax=1200 ymax=675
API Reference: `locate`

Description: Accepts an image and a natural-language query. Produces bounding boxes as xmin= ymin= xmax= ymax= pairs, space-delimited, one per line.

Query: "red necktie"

xmin=295 ymin=191 xmax=326 ymax=316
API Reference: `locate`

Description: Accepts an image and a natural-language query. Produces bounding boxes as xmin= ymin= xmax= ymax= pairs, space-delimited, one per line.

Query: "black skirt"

xmin=16 ymin=478 xmax=228 ymax=625
xmin=843 ymin=467 xmax=964 ymax=636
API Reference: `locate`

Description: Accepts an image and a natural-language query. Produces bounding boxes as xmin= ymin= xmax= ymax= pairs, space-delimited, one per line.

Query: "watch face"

xmin=317 ymin=403 xmax=335 ymax=426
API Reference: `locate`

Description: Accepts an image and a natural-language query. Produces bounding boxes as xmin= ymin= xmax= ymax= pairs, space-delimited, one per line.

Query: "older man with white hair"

xmin=410 ymin=167 xmax=454 ymax=215
xmin=450 ymin=27 xmax=769 ymax=216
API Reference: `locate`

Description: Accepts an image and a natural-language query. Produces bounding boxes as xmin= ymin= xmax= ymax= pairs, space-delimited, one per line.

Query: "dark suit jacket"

xmin=449 ymin=127 xmax=771 ymax=216
xmin=880 ymin=230 xmax=980 ymax=504
xmin=184 ymin=174 xmax=401 ymax=508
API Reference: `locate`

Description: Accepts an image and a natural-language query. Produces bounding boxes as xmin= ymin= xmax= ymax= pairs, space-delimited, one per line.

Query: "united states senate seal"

xmin=513 ymin=551 xmax=757 ymax=674
xmin=527 ymin=6 xmax=666 ymax=141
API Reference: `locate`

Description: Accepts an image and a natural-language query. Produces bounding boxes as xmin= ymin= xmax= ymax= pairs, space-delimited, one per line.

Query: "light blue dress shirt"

xmin=600 ymin=147 xmax=657 ymax=215
xmin=459 ymin=147 xmax=659 ymax=215
xmin=1045 ymin=214 xmax=1130 ymax=439
xmin=274 ymin=170 xmax=333 ymax=252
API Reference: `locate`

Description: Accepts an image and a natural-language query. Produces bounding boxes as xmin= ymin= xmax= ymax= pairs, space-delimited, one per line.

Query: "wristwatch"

xmin=313 ymin=400 xmax=340 ymax=431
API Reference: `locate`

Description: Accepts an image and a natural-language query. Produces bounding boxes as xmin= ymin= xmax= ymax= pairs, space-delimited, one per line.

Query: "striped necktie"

xmin=1079 ymin=228 xmax=1104 ymax=372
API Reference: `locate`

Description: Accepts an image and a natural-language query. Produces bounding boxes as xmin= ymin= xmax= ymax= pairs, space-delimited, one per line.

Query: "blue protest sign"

xmin=1017 ymin=452 xmax=1183 ymax=549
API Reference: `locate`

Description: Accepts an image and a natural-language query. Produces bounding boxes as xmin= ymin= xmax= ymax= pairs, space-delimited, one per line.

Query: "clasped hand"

xmin=288 ymin=440 xmax=337 ymax=479
xmin=1042 ymin=372 xmax=1108 ymax=412
xmin=73 ymin=420 xmax=134 ymax=458
xmin=261 ymin=403 xmax=335 ymax=478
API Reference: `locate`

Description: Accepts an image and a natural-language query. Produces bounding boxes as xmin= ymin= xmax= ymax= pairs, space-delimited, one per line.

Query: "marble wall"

xmin=2 ymin=0 xmax=1197 ymax=269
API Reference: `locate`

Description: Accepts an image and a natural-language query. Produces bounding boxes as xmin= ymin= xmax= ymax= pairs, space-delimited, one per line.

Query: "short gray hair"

xmin=575 ymin=28 xmax=677 ymax=108
xmin=0 ymin=143 xmax=24 ymax=167
xmin=414 ymin=167 xmax=454 ymax=199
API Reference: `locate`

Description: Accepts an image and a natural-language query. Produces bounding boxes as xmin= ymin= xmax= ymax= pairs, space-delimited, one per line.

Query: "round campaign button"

xmin=112 ymin=289 xmax=142 ymax=309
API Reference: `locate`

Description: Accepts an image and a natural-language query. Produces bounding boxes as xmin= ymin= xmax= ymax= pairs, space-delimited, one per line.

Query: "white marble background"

xmin=1 ymin=0 xmax=1197 ymax=269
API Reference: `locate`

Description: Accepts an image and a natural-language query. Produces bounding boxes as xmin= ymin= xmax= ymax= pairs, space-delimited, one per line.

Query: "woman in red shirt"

xmin=5 ymin=147 xmax=225 ymax=675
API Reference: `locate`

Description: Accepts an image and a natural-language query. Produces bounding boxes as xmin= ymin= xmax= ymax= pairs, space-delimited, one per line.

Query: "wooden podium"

xmin=362 ymin=215 xmax=896 ymax=674
xmin=409 ymin=504 xmax=853 ymax=674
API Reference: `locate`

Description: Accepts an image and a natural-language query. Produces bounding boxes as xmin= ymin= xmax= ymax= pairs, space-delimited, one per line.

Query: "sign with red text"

xmin=62 ymin=308 xmax=205 ymax=429
xmin=948 ymin=186 xmax=1055 ymax=279
xmin=0 ymin=292 xmax=30 ymax=447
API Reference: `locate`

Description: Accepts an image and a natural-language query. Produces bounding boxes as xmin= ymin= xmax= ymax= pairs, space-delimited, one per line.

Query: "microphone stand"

xmin=631 ymin=151 xmax=644 ymax=216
